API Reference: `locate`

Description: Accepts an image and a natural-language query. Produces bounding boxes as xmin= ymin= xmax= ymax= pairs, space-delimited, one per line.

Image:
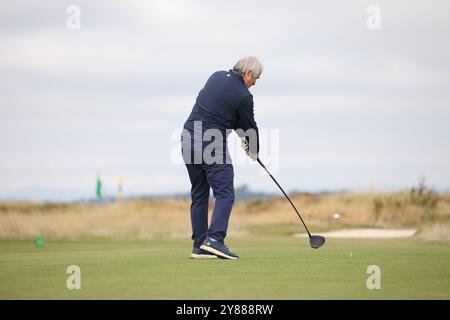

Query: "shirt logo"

xmin=226 ymin=74 xmax=230 ymax=77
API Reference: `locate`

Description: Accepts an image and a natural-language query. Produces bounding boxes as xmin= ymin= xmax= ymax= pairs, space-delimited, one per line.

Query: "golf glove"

xmin=241 ymin=138 xmax=258 ymax=161
xmin=241 ymin=138 xmax=249 ymax=152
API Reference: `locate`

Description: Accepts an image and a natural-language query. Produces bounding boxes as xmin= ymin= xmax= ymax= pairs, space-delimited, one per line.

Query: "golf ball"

xmin=333 ymin=213 xmax=340 ymax=220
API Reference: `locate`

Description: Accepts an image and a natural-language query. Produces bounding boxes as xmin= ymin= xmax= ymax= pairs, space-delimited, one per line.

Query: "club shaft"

xmin=257 ymin=158 xmax=312 ymax=237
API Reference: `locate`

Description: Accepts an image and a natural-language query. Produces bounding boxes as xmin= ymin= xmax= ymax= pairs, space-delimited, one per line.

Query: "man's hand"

xmin=241 ymin=138 xmax=258 ymax=161
xmin=247 ymin=151 xmax=258 ymax=161
xmin=241 ymin=138 xmax=249 ymax=152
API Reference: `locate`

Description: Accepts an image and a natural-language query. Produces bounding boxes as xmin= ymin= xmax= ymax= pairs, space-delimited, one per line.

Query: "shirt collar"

xmin=228 ymin=69 xmax=244 ymax=83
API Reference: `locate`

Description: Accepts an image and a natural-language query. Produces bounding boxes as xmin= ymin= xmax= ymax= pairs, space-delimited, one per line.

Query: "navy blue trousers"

xmin=185 ymin=163 xmax=235 ymax=248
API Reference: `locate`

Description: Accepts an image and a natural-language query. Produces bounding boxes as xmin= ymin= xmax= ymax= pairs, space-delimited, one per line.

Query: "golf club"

xmin=257 ymin=158 xmax=326 ymax=249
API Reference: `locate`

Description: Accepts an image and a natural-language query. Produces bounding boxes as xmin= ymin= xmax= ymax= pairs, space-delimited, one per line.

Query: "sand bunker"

xmin=294 ymin=228 xmax=416 ymax=239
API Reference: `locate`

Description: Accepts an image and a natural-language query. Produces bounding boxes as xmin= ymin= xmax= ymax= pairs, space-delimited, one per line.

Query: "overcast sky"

xmin=1 ymin=0 xmax=450 ymax=201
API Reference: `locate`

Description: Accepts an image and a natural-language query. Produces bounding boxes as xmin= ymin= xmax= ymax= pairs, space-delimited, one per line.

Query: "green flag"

xmin=96 ymin=175 xmax=102 ymax=198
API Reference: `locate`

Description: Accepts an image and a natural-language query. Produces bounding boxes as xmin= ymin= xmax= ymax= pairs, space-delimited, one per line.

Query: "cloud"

xmin=2 ymin=1 xmax=450 ymax=95
xmin=1 ymin=1 xmax=450 ymax=199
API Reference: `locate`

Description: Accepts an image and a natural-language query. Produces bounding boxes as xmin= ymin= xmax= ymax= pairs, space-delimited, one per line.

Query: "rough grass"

xmin=0 ymin=191 xmax=449 ymax=241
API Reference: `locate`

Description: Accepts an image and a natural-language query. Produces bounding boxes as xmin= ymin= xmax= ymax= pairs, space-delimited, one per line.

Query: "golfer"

xmin=181 ymin=56 xmax=263 ymax=259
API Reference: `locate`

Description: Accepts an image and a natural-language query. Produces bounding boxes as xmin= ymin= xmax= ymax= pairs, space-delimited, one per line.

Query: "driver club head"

xmin=309 ymin=235 xmax=326 ymax=249
xmin=257 ymin=159 xmax=326 ymax=250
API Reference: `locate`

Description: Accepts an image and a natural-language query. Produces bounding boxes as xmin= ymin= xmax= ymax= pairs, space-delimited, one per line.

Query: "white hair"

xmin=232 ymin=56 xmax=264 ymax=77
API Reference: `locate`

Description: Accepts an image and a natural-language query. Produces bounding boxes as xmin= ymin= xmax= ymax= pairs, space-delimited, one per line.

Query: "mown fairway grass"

xmin=0 ymin=237 xmax=449 ymax=299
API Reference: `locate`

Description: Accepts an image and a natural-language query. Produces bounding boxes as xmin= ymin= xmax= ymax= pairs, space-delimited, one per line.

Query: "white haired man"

xmin=181 ymin=57 xmax=263 ymax=259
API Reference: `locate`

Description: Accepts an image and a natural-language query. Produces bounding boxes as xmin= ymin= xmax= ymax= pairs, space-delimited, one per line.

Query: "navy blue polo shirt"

xmin=183 ymin=69 xmax=259 ymax=154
